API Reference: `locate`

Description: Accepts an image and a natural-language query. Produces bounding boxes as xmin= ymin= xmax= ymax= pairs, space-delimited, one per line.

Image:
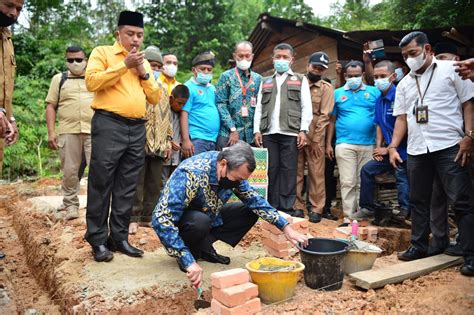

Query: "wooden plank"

xmin=349 ymin=254 xmax=463 ymax=290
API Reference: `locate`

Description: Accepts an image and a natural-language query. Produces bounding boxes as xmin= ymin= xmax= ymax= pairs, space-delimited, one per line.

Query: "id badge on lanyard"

xmin=414 ymin=64 xmax=436 ymax=124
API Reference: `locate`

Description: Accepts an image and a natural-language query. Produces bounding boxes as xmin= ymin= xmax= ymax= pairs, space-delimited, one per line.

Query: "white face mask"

xmin=67 ymin=61 xmax=87 ymax=76
xmin=406 ymin=49 xmax=426 ymax=72
xmin=163 ymin=64 xmax=177 ymax=78
xmin=236 ymin=59 xmax=252 ymax=71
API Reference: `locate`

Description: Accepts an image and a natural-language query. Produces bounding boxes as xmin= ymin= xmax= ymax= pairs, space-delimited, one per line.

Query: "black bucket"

xmin=297 ymin=238 xmax=349 ymax=290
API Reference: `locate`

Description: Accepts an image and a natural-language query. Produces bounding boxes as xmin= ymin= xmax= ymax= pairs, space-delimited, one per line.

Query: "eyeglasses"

xmin=66 ymin=58 xmax=84 ymax=63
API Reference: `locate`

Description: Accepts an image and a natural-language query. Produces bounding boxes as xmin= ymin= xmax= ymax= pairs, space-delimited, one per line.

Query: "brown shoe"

xmin=65 ymin=206 xmax=79 ymax=220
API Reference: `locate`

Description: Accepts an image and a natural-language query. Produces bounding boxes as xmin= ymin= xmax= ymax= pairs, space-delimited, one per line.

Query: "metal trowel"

xmin=194 ymin=287 xmax=211 ymax=310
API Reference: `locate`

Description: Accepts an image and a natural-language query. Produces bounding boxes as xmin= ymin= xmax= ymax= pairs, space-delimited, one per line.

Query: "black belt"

xmin=95 ymin=109 xmax=146 ymax=125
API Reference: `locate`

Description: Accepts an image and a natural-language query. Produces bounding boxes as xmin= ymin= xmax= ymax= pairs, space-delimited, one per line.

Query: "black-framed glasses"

xmin=66 ymin=58 xmax=84 ymax=63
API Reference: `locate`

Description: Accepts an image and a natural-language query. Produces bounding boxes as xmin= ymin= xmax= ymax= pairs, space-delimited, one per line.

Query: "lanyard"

xmin=235 ymin=67 xmax=253 ymax=98
xmin=414 ymin=63 xmax=437 ymax=106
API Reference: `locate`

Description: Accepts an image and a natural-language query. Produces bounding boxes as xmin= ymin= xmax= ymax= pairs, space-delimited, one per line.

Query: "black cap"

xmin=434 ymin=42 xmax=458 ymax=55
xmin=118 ymin=11 xmax=144 ymax=28
xmin=192 ymin=51 xmax=215 ymax=67
xmin=309 ymin=52 xmax=329 ymax=69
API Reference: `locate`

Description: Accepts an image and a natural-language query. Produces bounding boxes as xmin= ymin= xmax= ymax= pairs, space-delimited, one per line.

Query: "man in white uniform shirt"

xmin=254 ymin=43 xmax=312 ymax=217
xmin=388 ymin=31 xmax=474 ymax=277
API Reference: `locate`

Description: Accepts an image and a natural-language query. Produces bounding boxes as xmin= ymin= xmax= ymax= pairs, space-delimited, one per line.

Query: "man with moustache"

xmin=84 ymin=10 xmax=161 ymax=262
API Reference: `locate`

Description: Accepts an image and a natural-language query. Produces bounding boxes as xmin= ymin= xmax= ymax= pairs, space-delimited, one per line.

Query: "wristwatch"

xmin=300 ymin=130 xmax=308 ymax=134
xmin=230 ymin=127 xmax=237 ymax=133
xmin=10 ymin=116 xmax=16 ymax=123
xmin=140 ymin=73 xmax=150 ymax=81
xmin=0 ymin=108 xmax=6 ymax=115
xmin=466 ymin=130 xmax=474 ymax=140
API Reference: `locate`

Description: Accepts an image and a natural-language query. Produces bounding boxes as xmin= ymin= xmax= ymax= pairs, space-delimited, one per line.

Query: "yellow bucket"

xmin=245 ymin=257 xmax=305 ymax=304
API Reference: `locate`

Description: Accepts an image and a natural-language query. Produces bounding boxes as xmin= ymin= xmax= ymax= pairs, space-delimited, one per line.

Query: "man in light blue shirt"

xmin=326 ymin=60 xmax=380 ymax=221
xmin=180 ymin=51 xmax=220 ymax=158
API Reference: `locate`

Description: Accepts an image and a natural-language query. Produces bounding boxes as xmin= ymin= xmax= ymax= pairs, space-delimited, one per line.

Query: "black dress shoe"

xmin=293 ymin=209 xmax=305 ymax=218
xmin=445 ymin=243 xmax=463 ymax=256
xmin=107 ymin=238 xmax=144 ymax=257
xmin=308 ymin=212 xmax=322 ymax=223
xmin=461 ymin=259 xmax=474 ymax=277
xmin=321 ymin=211 xmax=338 ymax=221
xmin=92 ymin=245 xmax=113 ymax=262
xmin=398 ymin=246 xmax=427 ymax=261
xmin=427 ymin=246 xmax=447 ymax=257
xmin=201 ymin=248 xmax=230 ymax=265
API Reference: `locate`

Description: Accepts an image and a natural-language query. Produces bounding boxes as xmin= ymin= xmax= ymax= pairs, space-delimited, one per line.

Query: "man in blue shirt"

xmin=152 ymin=141 xmax=308 ymax=288
xmin=180 ymin=51 xmax=220 ymax=158
xmin=326 ymin=60 xmax=380 ymax=221
xmin=350 ymin=61 xmax=409 ymax=222
xmin=216 ymin=41 xmax=261 ymax=149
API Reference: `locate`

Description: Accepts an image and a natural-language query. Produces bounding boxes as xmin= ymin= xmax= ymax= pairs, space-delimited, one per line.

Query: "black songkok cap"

xmin=118 ymin=11 xmax=144 ymax=28
xmin=434 ymin=42 xmax=458 ymax=55
xmin=192 ymin=51 xmax=216 ymax=67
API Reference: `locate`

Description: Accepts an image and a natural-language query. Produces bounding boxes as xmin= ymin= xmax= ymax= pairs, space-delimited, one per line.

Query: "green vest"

xmin=259 ymin=72 xmax=305 ymax=133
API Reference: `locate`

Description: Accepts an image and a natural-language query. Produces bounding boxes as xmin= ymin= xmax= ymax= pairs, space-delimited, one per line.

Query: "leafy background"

xmin=3 ymin=0 xmax=473 ymax=179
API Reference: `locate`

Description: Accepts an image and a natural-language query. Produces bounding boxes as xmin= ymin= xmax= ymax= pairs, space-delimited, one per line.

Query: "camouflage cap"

xmin=192 ymin=51 xmax=215 ymax=67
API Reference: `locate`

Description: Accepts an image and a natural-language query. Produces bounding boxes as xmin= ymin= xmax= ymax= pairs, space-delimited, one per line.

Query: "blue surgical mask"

xmin=346 ymin=76 xmax=362 ymax=90
xmin=196 ymin=72 xmax=212 ymax=85
xmin=274 ymin=60 xmax=290 ymax=73
xmin=153 ymin=71 xmax=161 ymax=80
xmin=374 ymin=78 xmax=392 ymax=92
xmin=394 ymin=68 xmax=404 ymax=82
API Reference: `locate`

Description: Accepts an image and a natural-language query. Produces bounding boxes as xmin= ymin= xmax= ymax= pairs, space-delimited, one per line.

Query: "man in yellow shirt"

xmin=45 ymin=45 xmax=94 ymax=221
xmin=84 ymin=10 xmax=161 ymax=262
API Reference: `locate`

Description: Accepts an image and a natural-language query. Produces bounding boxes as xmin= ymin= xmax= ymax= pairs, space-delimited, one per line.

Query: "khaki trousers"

xmin=335 ymin=143 xmax=373 ymax=217
xmin=294 ymin=141 xmax=326 ymax=214
xmin=58 ymin=133 xmax=91 ymax=208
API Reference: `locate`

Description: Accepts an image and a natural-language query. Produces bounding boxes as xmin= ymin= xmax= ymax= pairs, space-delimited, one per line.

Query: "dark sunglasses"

xmin=66 ymin=58 xmax=84 ymax=63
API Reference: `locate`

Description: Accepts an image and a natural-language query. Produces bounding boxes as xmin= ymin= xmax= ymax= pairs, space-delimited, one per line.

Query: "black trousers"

xmin=263 ymin=134 xmax=298 ymax=212
xmin=85 ymin=111 xmax=146 ymax=246
xmin=324 ymin=156 xmax=337 ymax=211
xmin=407 ymin=144 xmax=474 ymax=258
xmin=178 ymin=202 xmax=258 ymax=259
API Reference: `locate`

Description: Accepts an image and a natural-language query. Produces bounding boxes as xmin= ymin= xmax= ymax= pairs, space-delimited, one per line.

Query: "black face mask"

xmin=218 ymin=169 xmax=240 ymax=189
xmin=307 ymin=73 xmax=321 ymax=83
xmin=0 ymin=11 xmax=17 ymax=27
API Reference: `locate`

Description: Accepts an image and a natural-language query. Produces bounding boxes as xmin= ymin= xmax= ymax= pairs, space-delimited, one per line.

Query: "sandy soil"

xmin=1 ymin=178 xmax=473 ymax=314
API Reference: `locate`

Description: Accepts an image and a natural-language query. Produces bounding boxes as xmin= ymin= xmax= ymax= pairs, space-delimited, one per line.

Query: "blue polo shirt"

xmin=183 ymin=78 xmax=220 ymax=142
xmin=374 ymin=84 xmax=408 ymax=161
xmin=332 ymin=84 xmax=380 ymax=145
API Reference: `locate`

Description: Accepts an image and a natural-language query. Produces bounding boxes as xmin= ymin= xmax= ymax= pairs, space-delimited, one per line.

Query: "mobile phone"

xmin=368 ymin=39 xmax=385 ymax=59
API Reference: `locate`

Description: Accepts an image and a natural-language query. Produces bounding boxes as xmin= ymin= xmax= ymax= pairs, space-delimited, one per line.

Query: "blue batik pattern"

xmin=216 ymin=68 xmax=262 ymax=143
xmin=151 ymin=151 xmax=288 ymax=268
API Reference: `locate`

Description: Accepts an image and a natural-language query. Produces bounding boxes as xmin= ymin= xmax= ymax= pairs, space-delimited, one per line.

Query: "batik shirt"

xmin=216 ymin=68 xmax=261 ymax=143
xmin=152 ymin=151 xmax=288 ymax=269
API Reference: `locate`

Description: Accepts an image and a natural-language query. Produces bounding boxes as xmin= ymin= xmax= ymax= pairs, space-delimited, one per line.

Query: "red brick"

xmin=211 ymin=282 xmax=258 ymax=308
xmin=277 ymin=211 xmax=294 ymax=224
xmin=211 ymin=268 xmax=250 ymax=289
xmin=262 ymin=238 xmax=292 ymax=251
xmin=262 ymin=229 xmax=288 ymax=242
xmin=358 ymin=227 xmax=369 ymax=235
xmin=264 ymin=246 xmax=300 ymax=258
xmin=290 ymin=217 xmax=309 ymax=229
xmin=211 ymin=297 xmax=261 ymax=315
xmin=261 ymin=220 xmax=283 ymax=235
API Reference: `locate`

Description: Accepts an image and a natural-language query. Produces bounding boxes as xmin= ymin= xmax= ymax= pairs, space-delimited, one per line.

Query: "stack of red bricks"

xmin=210 ymin=268 xmax=261 ymax=315
xmin=261 ymin=211 xmax=309 ymax=259
xmin=357 ymin=226 xmax=378 ymax=242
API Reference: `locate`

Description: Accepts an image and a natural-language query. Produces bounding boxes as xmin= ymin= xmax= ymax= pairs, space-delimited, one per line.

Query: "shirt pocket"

xmin=288 ymin=85 xmax=301 ymax=102
xmin=287 ymin=109 xmax=301 ymax=130
xmin=260 ymin=112 xmax=269 ymax=130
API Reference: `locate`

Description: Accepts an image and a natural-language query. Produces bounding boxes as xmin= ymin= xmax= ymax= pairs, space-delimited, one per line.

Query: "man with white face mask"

xmin=216 ymin=41 xmax=262 ymax=149
xmin=159 ymin=52 xmax=180 ymax=95
xmin=45 ymin=45 xmax=94 ymax=220
xmin=388 ymin=31 xmax=474 ymax=277
xmin=253 ymin=43 xmax=312 ymax=217
xmin=326 ymin=60 xmax=381 ymax=223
